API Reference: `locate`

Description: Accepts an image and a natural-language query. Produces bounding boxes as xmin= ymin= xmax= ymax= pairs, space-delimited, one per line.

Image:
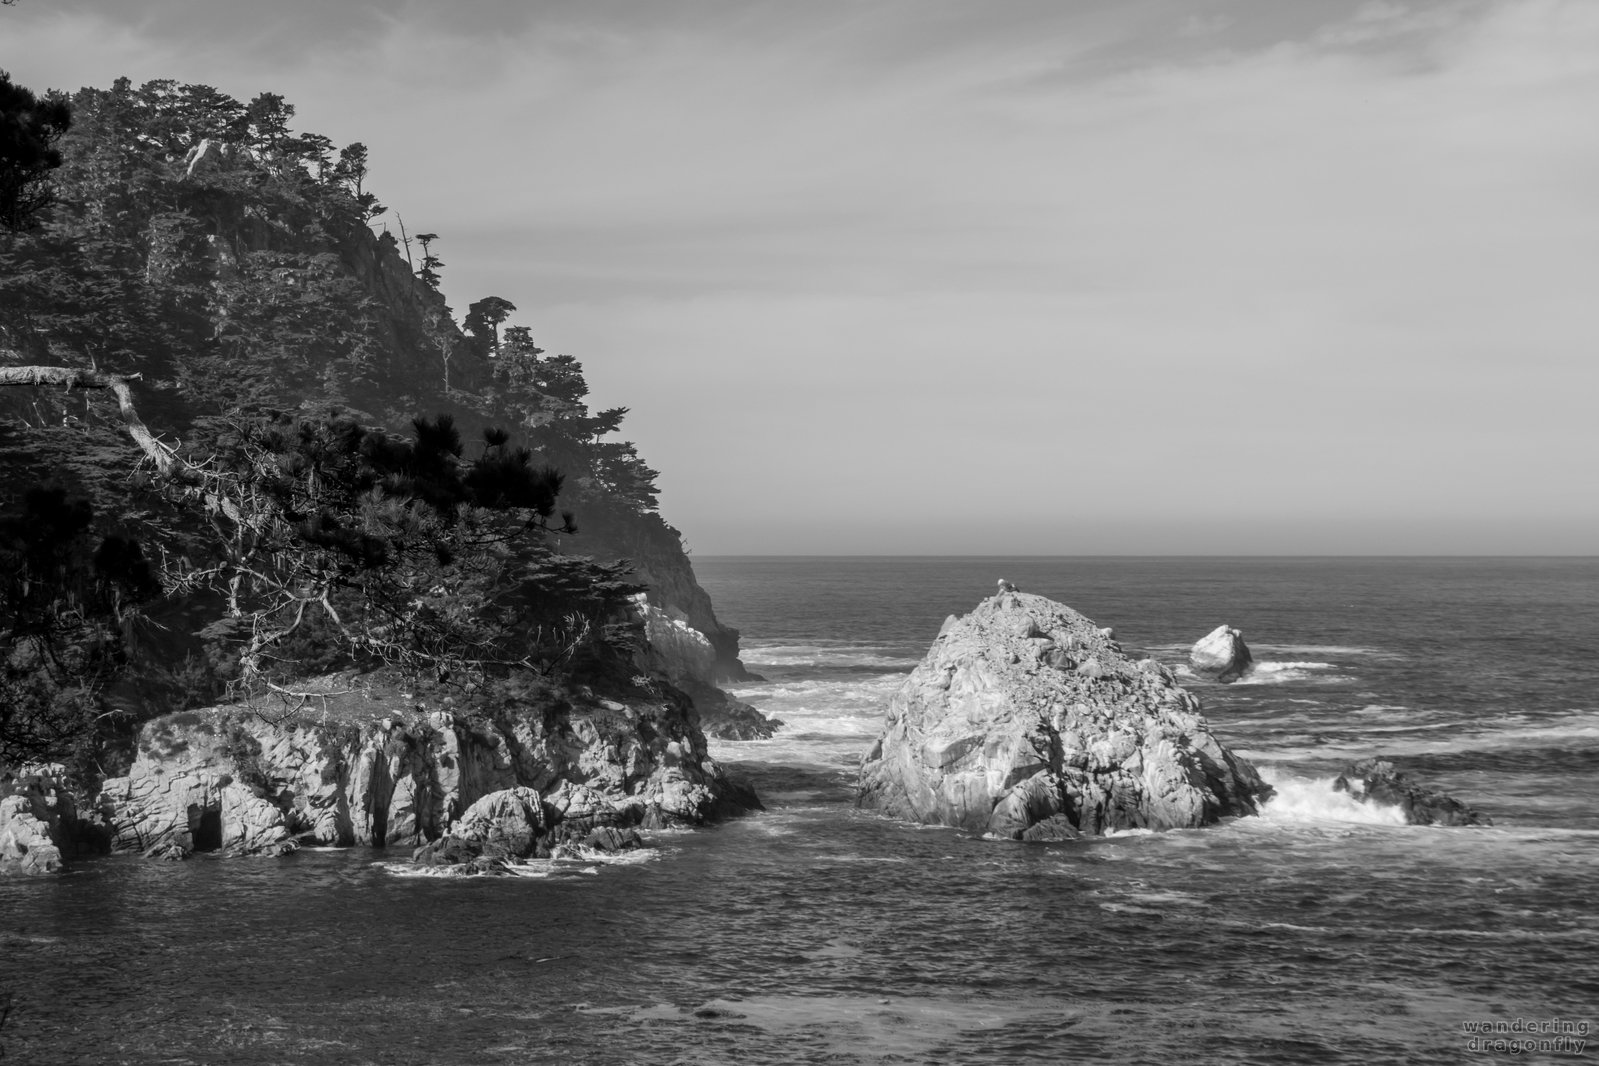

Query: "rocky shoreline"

xmin=1 ymin=669 xmax=761 ymax=876
xmin=3 ymin=588 xmax=1499 ymax=877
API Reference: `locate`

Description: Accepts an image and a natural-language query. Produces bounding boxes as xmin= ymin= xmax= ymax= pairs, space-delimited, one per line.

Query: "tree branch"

xmin=0 ymin=361 xmax=189 ymax=479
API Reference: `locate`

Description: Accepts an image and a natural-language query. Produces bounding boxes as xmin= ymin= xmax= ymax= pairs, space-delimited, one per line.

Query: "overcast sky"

xmin=6 ymin=0 xmax=1596 ymax=553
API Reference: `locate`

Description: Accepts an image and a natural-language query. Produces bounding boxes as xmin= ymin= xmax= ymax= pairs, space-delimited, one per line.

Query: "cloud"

xmin=4 ymin=0 xmax=1596 ymax=552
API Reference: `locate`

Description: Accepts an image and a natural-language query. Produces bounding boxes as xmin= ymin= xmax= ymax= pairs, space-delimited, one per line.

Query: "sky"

xmin=4 ymin=0 xmax=1597 ymax=554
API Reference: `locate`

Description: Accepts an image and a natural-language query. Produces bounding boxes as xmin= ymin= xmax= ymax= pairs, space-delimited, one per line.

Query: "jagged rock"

xmin=685 ymin=683 xmax=783 ymax=741
xmin=1334 ymin=759 xmax=1491 ymax=826
xmin=857 ymin=592 xmax=1271 ymax=839
xmin=0 ymin=765 xmax=108 ymax=875
xmin=0 ymin=796 xmax=62 ymax=874
xmin=580 ymin=826 xmax=643 ymax=853
xmin=88 ymin=677 xmax=757 ymax=865
xmin=637 ymin=595 xmax=719 ymax=683
xmin=1190 ymin=625 xmax=1254 ymax=683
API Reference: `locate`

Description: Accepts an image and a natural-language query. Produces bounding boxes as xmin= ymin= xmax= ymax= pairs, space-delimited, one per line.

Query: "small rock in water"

xmin=1333 ymin=759 xmax=1491 ymax=826
xmin=1190 ymin=624 xmax=1254 ymax=684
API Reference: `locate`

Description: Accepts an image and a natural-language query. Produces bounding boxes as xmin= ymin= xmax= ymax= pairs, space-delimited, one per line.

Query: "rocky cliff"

xmin=857 ymin=590 xmax=1272 ymax=839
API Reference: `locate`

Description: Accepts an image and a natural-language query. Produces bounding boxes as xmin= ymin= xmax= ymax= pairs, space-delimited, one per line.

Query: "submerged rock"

xmin=1190 ymin=625 xmax=1254 ymax=684
xmin=1333 ymin=759 xmax=1491 ymax=826
xmin=857 ymin=591 xmax=1272 ymax=838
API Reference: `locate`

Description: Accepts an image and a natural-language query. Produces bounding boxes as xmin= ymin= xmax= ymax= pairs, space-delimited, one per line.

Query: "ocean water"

xmin=3 ymin=557 xmax=1597 ymax=1065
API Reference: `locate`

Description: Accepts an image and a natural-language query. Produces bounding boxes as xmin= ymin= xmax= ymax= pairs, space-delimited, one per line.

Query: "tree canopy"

xmin=0 ymin=69 xmax=72 ymax=231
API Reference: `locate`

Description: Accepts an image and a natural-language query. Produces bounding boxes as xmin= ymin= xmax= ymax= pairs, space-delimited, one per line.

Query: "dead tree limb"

xmin=0 ymin=361 xmax=189 ymax=479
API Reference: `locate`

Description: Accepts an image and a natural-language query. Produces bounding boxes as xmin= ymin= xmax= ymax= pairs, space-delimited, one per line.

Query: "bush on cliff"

xmin=159 ymin=408 xmax=642 ymax=695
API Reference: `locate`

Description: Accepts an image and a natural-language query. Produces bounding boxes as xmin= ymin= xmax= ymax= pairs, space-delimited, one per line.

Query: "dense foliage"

xmin=0 ymin=75 xmax=671 ymax=771
xmin=166 ymin=411 xmax=641 ymax=695
xmin=0 ymin=68 xmax=72 ymax=231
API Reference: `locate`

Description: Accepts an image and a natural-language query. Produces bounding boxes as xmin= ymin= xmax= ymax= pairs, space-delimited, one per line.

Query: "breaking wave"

xmin=1251 ymin=769 xmax=1408 ymax=826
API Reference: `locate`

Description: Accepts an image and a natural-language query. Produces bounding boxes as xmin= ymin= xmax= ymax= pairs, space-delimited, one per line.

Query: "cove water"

xmin=3 ymin=557 xmax=1596 ymax=1065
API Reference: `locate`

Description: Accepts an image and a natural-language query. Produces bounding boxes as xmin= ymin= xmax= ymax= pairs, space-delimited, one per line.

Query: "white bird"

xmin=997 ymin=578 xmax=1018 ymax=594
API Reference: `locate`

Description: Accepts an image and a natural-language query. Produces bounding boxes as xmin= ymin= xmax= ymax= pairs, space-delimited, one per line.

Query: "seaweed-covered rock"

xmin=857 ymin=591 xmax=1271 ymax=838
xmin=1333 ymin=759 xmax=1491 ymax=826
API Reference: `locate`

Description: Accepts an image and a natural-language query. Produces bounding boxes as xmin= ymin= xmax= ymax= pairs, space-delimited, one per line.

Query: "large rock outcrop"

xmin=78 ymin=678 xmax=757 ymax=864
xmin=857 ymin=591 xmax=1271 ymax=839
xmin=1190 ymin=625 xmax=1254 ymax=684
xmin=1334 ymin=759 xmax=1491 ymax=826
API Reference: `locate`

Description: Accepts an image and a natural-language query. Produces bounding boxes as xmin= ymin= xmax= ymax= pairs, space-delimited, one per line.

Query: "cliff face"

xmin=573 ymin=502 xmax=749 ymax=680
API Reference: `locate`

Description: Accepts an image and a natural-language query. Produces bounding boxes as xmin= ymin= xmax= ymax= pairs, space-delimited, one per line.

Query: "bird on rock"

xmin=997 ymin=578 xmax=1018 ymax=594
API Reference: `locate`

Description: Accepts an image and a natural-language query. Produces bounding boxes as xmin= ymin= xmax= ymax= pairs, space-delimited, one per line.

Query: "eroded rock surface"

xmin=1190 ymin=625 xmax=1254 ymax=684
xmin=87 ymin=679 xmax=757 ymax=863
xmin=857 ymin=592 xmax=1271 ymax=839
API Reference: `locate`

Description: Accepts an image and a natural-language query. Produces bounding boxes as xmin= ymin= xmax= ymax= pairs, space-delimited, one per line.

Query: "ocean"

xmin=2 ymin=557 xmax=1596 ymax=1065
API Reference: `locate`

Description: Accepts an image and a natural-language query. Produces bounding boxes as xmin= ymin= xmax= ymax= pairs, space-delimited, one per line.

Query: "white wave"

xmin=375 ymin=860 xmax=558 ymax=879
xmin=741 ymin=642 xmax=922 ymax=669
xmin=566 ymin=846 xmax=660 ymax=866
xmin=1250 ymin=769 xmax=1408 ymax=826
xmin=748 ymin=653 xmax=922 ymax=669
xmin=731 ymin=675 xmax=904 ymax=704
xmin=375 ymin=847 xmax=653 ymax=878
xmin=1242 ymin=710 xmax=1599 ymax=761
xmin=1233 ymin=661 xmax=1353 ymax=685
xmin=1251 ymin=643 xmax=1401 ymax=659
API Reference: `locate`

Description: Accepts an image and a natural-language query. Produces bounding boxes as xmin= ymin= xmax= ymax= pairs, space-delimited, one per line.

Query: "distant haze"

xmin=8 ymin=0 xmax=1597 ymax=553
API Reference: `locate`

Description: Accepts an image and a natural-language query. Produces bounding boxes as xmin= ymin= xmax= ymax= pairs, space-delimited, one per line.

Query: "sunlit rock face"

xmin=857 ymin=592 xmax=1271 ymax=839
